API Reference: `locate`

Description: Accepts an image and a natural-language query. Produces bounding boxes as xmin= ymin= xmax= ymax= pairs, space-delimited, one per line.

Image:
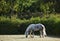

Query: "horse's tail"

xmin=42 ymin=25 xmax=47 ymax=36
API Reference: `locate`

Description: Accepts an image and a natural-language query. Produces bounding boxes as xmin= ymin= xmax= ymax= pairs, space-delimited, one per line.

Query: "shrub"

xmin=0 ymin=15 xmax=60 ymax=36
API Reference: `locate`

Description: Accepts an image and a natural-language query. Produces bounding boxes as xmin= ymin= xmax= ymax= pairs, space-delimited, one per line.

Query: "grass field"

xmin=0 ymin=35 xmax=60 ymax=41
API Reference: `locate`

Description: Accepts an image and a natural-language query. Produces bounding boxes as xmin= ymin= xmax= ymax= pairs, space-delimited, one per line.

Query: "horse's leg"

xmin=30 ymin=30 xmax=32 ymax=38
xmin=40 ymin=30 xmax=43 ymax=38
xmin=43 ymin=30 xmax=47 ymax=37
xmin=42 ymin=27 xmax=47 ymax=37
xmin=42 ymin=30 xmax=45 ymax=38
xmin=30 ymin=30 xmax=34 ymax=38
xmin=32 ymin=30 xmax=34 ymax=38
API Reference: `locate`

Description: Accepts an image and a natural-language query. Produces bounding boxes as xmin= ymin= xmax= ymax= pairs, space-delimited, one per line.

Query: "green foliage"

xmin=0 ymin=14 xmax=60 ymax=35
xmin=0 ymin=0 xmax=60 ymax=17
xmin=0 ymin=0 xmax=60 ymax=36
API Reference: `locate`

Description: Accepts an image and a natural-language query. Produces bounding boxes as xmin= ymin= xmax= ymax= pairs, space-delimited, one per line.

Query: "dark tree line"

xmin=0 ymin=0 xmax=60 ymax=19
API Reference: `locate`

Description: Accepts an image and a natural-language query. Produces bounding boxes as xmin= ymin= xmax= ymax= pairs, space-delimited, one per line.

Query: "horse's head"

xmin=25 ymin=31 xmax=29 ymax=38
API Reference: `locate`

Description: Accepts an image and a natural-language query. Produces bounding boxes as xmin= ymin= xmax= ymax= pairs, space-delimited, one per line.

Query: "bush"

xmin=0 ymin=15 xmax=60 ymax=36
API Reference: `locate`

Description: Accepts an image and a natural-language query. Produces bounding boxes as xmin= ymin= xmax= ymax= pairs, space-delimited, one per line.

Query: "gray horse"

xmin=25 ymin=23 xmax=47 ymax=38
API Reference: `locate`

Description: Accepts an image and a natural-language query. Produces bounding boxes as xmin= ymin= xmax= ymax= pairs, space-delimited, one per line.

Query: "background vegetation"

xmin=0 ymin=0 xmax=60 ymax=18
xmin=0 ymin=0 xmax=60 ymax=36
xmin=0 ymin=14 xmax=60 ymax=36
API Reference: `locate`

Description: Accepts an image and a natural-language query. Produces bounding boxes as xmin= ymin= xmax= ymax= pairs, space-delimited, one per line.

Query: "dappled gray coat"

xmin=25 ymin=23 xmax=47 ymax=38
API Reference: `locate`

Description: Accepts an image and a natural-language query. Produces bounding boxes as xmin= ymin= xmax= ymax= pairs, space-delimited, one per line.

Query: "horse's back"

xmin=26 ymin=23 xmax=45 ymax=32
xmin=35 ymin=23 xmax=45 ymax=30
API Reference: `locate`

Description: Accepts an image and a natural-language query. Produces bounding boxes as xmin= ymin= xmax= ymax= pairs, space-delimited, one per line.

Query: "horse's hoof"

xmin=45 ymin=35 xmax=47 ymax=37
xmin=31 ymin=36 xmax=34 ymax=38
xmin=26 ymin=36 xmax=28 ymax=38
